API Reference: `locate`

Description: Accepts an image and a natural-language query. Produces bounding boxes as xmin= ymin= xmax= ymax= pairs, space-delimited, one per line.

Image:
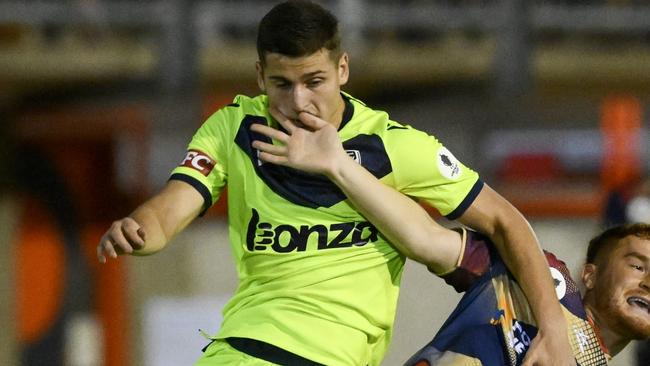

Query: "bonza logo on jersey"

xmin=246 ymin=208 xmax=378 ymax=252
xmin=180 ymin=150 xmax=216 ymax=176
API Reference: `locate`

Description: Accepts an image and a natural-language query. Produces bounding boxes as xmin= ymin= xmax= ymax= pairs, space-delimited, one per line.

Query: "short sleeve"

xmin=169 ymin=106 xmax=232 ymax=213
xmin=387 ymin=127 xmax=483 ymax=219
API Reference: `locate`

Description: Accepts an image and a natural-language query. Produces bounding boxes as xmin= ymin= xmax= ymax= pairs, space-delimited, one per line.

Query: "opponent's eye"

xmin=628 ymin=258 xmax=646 ymax=272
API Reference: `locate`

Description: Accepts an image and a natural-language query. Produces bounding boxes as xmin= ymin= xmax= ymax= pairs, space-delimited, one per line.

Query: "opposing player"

xmin=406 ymin=223 xmax=650 ymax=366
xmin=251 ymin=106 xmax=650 ymax=365
xmin=98 ymin=1 xmax=573 ymax=365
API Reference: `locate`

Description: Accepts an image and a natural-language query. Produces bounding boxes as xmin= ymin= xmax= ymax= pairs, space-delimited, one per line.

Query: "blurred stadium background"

xmin=0 ymin=0 xmax=649 ymax=365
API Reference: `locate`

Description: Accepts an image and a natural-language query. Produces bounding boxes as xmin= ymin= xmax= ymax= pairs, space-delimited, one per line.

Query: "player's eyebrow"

xmin=300 ymin=71 xmax=326 ymax=79
xmin=268 ymin=76 xmax=290 ymax=83
xmin=268 ymin=71 xmax=326 ymax=83
xmin=623 ymin=252 xmax=650 ymax=263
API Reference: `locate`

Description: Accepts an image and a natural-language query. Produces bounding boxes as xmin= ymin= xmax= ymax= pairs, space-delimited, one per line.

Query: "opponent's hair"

xmin=586 ymin=223 xmax=650 ymax=264
xmin=256 ymin=0 xmax=341 ymax=64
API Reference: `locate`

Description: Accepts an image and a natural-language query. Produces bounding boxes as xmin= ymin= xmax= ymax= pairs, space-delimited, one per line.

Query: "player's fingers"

xmin=298 ymin=112 xmax=327 ymax=130
xmin=520 ymin=351 xmax=543 ymax=366
xmin=251 ymin=123 xmax=289 ymax=143
xmin=108 ymin=222 xmax=134 ymax=254
xmin=520 ymin=345 xmax=534 ymax=366
xmin=97 ymin=242 xmax=108 ymax=263
xmin=252 ymin=140 xmax=287 ymax=156
xmin=269 ymin=107 xmax=298 ymax=133
xmin=100 ymin=236 xmax=119 ymax=259
xmin=121 ymin=219 xmax=145 ymax=250
xmin=257 ymin=151 xmax=287 ymax=165
xmin=138 ymin=227 xmax=146 ymax=242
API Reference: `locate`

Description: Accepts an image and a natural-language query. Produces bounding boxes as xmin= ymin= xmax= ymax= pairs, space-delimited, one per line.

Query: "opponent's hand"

xmin=522 ymin=324 xmax=575 ymax=366
xmin=97 ymin=217 xmax=146 ymax=263
xmin=250 ymin=107 xmax=348 ymax=176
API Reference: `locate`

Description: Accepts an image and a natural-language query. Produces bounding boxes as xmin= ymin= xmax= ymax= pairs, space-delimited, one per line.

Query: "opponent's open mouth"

xmin=627 ymin=296 xmax=650 ymax=313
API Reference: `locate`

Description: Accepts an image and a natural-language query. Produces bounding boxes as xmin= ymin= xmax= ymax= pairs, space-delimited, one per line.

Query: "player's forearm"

xmin=129 ymin=180 xmax=205 ymax=256
xmin=489 ymin=213 xmax=566 ymax=329
xmin=326 ymin=156 xmax=461 ymax=271
xmin=460 ymin=186 xmax=566 ymax=329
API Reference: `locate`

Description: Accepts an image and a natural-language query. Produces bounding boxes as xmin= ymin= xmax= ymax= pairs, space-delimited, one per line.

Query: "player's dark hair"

xmin=256 ymin=0 xmax=341 ymax=64
xmin=586 ymin=223 xmax=650 ymax=264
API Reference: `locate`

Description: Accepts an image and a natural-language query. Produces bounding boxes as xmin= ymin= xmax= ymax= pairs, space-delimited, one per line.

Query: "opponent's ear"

xmin=256 ymin=61 xmax=266 ymax=92
xmin=581 ymin=263 xmax=598 ymax=290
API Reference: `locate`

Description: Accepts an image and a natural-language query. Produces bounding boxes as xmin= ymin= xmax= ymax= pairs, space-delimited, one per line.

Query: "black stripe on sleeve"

xmin=445 ymin=179 xmax=485 ymax=220
xmin=169 ymin=173 xmax=213 ymax=217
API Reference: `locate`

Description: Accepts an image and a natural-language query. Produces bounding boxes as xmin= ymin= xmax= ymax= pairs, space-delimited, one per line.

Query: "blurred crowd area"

xmin=1 ymin=1 xmax=649 ymax=366
xmin=2 ymin=1 xmax=650 ymax=50
xmin=2 ymin=0 xmax=650 ymax=194
xmin=0 ymin=0 xmax=649 ymax=129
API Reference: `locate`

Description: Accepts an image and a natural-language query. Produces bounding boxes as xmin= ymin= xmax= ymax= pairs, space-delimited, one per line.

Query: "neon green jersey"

xmin=170 ymin=93 xmax=483 ymax=366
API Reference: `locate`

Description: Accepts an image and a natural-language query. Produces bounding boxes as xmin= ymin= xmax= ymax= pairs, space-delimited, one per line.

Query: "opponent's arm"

xmin=97 ymin=180 xmax=204 ymax=262
xmin=251 ymin=107 xmax=462 ymax=273
xmin=458 ymin=186 xmax=574 ymax=366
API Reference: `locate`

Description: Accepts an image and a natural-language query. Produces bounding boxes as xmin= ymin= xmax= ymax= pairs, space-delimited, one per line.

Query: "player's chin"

xmin=618 ymin=312 xmax=650 ymax=339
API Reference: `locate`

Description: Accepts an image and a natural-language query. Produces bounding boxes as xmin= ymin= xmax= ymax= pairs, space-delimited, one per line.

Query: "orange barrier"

xmin=82 ymin=225 xmax=130 ymax=366
xmin=16 ymin=198 xmax=66 ymax=344
xmin=15 ymin=103 xmax=151 ymax=366
xmin=600 ymin=95 xmax=642 ymax=193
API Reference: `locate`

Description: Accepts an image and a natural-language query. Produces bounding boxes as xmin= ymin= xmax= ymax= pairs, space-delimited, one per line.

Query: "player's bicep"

xmin=456 ymin=183 xmax=521 ymax=238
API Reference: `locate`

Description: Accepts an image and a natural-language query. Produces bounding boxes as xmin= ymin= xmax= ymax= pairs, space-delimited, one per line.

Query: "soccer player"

xmin=251 ymin=104 xmax=650 ymax=366
xmin=97 ymin=1 xmax=573 ymax=365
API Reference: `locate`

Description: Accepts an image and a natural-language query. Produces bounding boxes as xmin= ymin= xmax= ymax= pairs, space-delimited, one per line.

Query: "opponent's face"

xmin=257 ymin=48 xmax=349 ymax=128
xmin=583 ymin=235 xmax=650 ymax=339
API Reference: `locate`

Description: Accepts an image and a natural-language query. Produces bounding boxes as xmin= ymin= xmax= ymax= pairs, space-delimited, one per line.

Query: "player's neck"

xmin=585 ymin=305 xmax=628 ymax=357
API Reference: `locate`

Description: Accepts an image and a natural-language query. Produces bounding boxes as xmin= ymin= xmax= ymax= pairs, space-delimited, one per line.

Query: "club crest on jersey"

xmin=180 ymin=150 xmax=216 ymax=176
xmin=346 ymin=150 xmax=361 ymax=164
xmin=550 ymin=267 xmax=567 ymax=300
xmin=437 ymin=147 xmax=461 ymax=180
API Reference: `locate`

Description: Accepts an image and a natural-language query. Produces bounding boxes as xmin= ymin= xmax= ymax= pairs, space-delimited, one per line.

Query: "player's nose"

xmin=640 ymin=271 xmax=650 ymax=291
xmin=291 ymin=85 xmax=309 ymax=112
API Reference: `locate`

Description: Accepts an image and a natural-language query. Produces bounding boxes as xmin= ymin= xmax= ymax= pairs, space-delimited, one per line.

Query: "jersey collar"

xmin=338 ymin=93 xmax=354 ymax=131
xmin=586 ymin=312 xmax=612 ymax=360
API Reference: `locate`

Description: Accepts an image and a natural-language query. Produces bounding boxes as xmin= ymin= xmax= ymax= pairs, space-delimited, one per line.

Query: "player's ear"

xmin=337 ymin=52 xmax=349 ymax=86
xmin=581 ymin=263 xmax=597 ymax=290
xmin=256 ymin=61 xmax=266 ymax=92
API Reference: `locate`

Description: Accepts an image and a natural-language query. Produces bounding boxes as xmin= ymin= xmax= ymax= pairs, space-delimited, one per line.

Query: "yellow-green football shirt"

xmin=170 ymin=93 xmax=483 ymax=366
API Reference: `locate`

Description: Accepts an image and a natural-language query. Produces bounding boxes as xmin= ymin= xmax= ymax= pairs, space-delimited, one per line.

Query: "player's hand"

xmin=97 ymin=217 xmax=146 ymax=263
xmin=522 ymin=323 xmax=575 ymax=366
xmin=250 ymin=107 xmax=348 ymax=176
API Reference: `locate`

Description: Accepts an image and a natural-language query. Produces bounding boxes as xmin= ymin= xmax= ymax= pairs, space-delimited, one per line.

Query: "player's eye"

xmin=629 ymin=263 xmax=645 ymax=272
xmin=307 ymin=79 xmax=324 ymax=88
